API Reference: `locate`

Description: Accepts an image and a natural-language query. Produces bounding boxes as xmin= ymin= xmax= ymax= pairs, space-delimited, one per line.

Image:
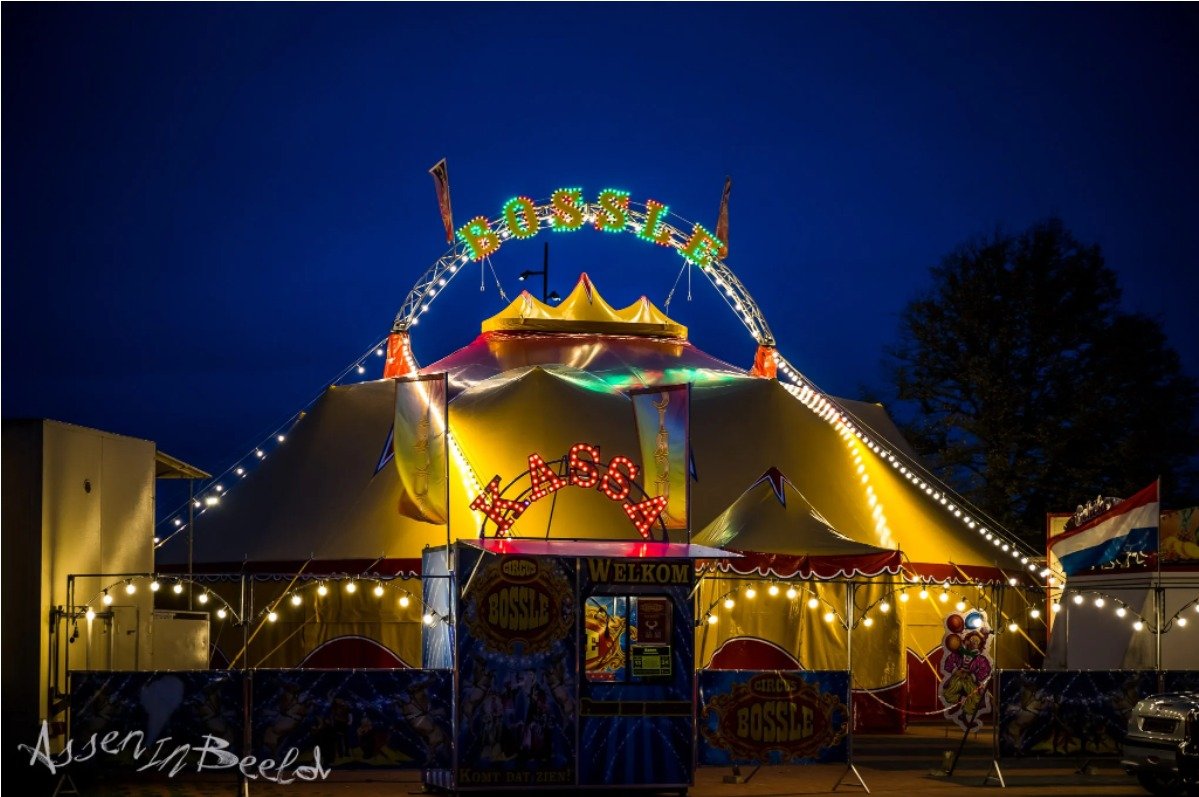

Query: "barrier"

xmin=696 ymin=670 xmax=849 ymax=765
xmin=997 ymin=669 xmax=1187 ymax=758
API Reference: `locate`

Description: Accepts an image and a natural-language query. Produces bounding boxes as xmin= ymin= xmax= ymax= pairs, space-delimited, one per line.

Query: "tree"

xmin=886 ymin=218 xmax=1199 ymax=547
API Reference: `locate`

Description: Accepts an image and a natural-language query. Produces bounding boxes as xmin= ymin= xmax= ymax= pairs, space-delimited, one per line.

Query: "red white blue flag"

xmin=1049 ymin=481 xmax=1159 ymax=576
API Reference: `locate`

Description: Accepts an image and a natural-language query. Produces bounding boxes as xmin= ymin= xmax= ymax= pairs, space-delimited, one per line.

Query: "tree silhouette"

xmin=886 ymin=218 xmax=1198 ymax=546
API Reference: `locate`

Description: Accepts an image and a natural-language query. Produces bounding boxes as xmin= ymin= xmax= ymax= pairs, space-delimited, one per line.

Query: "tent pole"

xmin=832 ymin=581 xmax=869 ymax=792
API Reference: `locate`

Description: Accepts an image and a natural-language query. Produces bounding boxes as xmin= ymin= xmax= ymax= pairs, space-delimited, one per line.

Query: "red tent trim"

xmin=715 ymin=550 xmax=903 ymax=580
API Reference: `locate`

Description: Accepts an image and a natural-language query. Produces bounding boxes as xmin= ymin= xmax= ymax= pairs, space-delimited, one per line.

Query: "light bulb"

xmin=277 ymin=434 xmax=286 ymax=443
xmin=198 ymin=593 xmax=209 ymax=605
xmin=1008 ymin=622 xmax=1018 ymax=633
xmin=918 ymin=588 xmax=928 ymax=600
xmin=150 ymin=580 xmax=161 ymax=592
xmin=173 ymin=583 xmax=184 ymax=595
xmin=267 ymin=611 xmax=278 ymax=623
xmin=955 ymin=601 xmax=966 ymax=612
xmin=1133 ymin=620 xmax=1144 ymax=632
xmin=317 ymin=584 xmax=328 ymax=597
xmin=85 ymin=607 xmax=96 ymax=621
xmin=807 ymin=596 xmax=819 ymax=609
xmin=102 ymin=592 xmax=113 ymax=606
xmin=1030 ymin=608 xmax=1041 ymax=619
xmin=745 ymin=587 xmax=757 ymax=599
xmin=863 ymin=617 xmax=874 ymax=627
xmin=399 ymin=595 xmax=410 ymax=608
xmin=1072 ymin=594 xmax=1084 ymax=605
xmin=422 ymin=613 xmax=435 ymax=626
xmin=723 ymin=598 xmax=735 ymax=610
xmin=823 ymin=611 xmax=836 ymax=623
xmin=785 ymin=586 xmax=798 ymax=600
xmin=1178 ymin=617 xmax=1188 ymax=628
xmin=938 ymin=592 xmax=949 ymax=603
xmin=768 ymin=584 xmax=779 ymax=597
xmin=373 ymin=584 xmax=384 ymax=597
xmin=1008 ymin=578 xmax=1017 ymax=587
xmin=345 ymin=581 xmax=357 ymax=594
xmin=1117 ymin=607 xmax=1127 ymax=618
xmin=899 ymin=593 xmax=910 ymax=603
xmin=217 ymin=608 xmax=227 ymax=619
xmin=880 ymin=601 xmax=891 ymax=613
xmin=1094 ymin=597 xmax=1105 ymax=608
xmin=1051 ymin=602 xmax=1061 ymax=614
xmin=291 ymin=594 xmax=302 ymax=606
xmin=707 ymin=614 xmax=718 ymax=625
xmin=125 ymin=582 xmax=136 ymax=595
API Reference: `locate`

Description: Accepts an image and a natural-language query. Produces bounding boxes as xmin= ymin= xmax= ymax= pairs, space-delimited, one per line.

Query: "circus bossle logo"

xmin=700 ymin=673 xmax=847 ymax=761
xmin=466 ymin=557 xmax=573 ymax=654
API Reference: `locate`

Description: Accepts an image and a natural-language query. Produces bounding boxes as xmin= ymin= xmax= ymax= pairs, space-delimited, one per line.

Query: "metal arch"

xmin=390 ymin=197 xmax=775 ymax=346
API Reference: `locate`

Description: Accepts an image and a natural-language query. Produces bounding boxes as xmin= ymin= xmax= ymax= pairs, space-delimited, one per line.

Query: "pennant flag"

xmin=629 ymin=384 xmax=690 ymax=530
xmin=393 ymin=373 xmax=449 ymax=524
xmin=715 ymin=175 xmax=732 ymax=259
xmin=429 ymin=158 xmax=454 ymax=245
xmin=1049 ymin=481 xmax=1159 ymax=576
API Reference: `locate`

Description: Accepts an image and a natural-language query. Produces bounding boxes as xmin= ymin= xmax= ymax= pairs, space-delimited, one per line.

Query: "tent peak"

xmin=481 ymin=273 xmax=687 ymax=339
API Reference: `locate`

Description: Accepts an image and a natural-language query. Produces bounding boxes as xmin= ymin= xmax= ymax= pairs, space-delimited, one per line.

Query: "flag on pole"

xmin=629 ymin=384 xmax=691 ymax=531
xmin=1049 ymin=481 xmax=1159 ymax=576
xmin=715 ymin=175 xmax=732 ymax=259
xmin=429 ymin=158 xmax=454 ymax=245
xmin=393 ymin=373 xmax=449 ymax=524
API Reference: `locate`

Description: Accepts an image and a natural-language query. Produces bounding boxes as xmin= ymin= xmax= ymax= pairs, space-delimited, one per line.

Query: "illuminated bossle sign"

xmin=470 ymin=443 xmax=668 ymax=538
xmin=456 ymin=188 xmax=726 ymax=269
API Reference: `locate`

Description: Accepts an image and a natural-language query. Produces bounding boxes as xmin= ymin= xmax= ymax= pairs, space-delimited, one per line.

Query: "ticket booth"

xmin=421 ymin=539 xmax=727 ymax=792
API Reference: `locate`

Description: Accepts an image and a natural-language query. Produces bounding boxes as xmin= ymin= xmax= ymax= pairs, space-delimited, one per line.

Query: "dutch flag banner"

xmin=1050 ymin=481 xmax=1159 ymax=576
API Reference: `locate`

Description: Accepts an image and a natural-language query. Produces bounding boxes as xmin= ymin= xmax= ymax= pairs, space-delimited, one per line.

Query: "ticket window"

xmin=583 ymin=594 xmax=673 ymax=682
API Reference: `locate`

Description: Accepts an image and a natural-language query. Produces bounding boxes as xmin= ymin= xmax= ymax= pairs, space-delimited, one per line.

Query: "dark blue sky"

xmin=5 ymin=4 xmax=1197 ymax=481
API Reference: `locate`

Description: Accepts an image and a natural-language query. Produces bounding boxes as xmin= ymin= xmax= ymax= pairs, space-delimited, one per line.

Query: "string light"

xmin=125 ymin=582 xmax=136 ymax=595
xmin=879 ymin=600 xmax=891 ymax=613
xmin=785 ymin=586 xmax=798 ymax=600
xmin=1072 ymin=594 xmax=1084 ymax=605
xmin=291 ymin=594 xmax=302 ymax=606
xmin=955 ymin=600 xmax=966 ymax=612
xmin=150 ymin=580 xmax=160 ymax=592
xmin=373 ymin=583 xmax=385 ymax=597
xmin=938 ymin=591 xmax=949 ymax=603
xmin=422 ymin=612 xmax=436 ymax=626
xmin=918 ymin=588 xmax=929 ymax=600
xmin=1133 ymin=620 xmax=1144 ymax=632
xmin=723 ymin=597 xmax=735 ymax=609
xmin=1030 ymin=608 xmax=1041 ymax=619
xmin=267 ymin=611 xmax=278 ymax=623
xmin=707 ymin=614 xmax=719 ymax=625
xmin=399 ymin=595 xmax=411 ymax=608
xmin=173 ymin=583 xmax=184 ymax=595
xmin=1008 ymin=621 xmax=1019 ymax=633
xmin=1177 ymin=617 xmax=1188 ymax=628
xmin=101 ymin=591 xmax=113 ymax=606
xmin=216 ymin=608 xmax=227 ymax=619
xmin=822 ymin=611 xmax=836 ymax=623
xmin=317 ymin=584 xmax=328 ymax=597
xmin=1093 ymin=597 xmax=1105 ymax=608
xmin=768 ymin=584 xmax=780 ymax=597
xmin=746 ymin=587 xmax=757 ymax=600
xmin=1116 ymin=607 xmax=1127 ymax=618
xmin=899 ymin=592 xmax=909 ymax=603
xmin=85 ymin=608 xmax=96 ymax=621
xmin=807 ymin=596 xmax=819 ymax=609
xmin=1051 ymin=602 xmax=1061 ymax=614
xmin=862 ymin=616 xmax=874 ymax=627
xmin=345 ymin=581 xmax=357 ymax=594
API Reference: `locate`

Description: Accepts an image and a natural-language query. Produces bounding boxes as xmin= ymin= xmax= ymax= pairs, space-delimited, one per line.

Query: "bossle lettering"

xmin=487 ymin=585 xmax=550 ymax=631
xmin=17 ymin=721 xmax=330 ymax=782
xmin=735 ymin=701 xmax=815 ymax=743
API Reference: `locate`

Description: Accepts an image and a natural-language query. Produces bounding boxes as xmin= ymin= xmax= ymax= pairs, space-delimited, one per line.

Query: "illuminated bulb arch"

xmin=391 ymin=197 xmax=774 ymax=346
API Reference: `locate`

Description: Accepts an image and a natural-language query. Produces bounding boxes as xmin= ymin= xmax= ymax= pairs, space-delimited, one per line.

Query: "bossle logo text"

xmin=18 ymin=721 xmax=330 ymax=783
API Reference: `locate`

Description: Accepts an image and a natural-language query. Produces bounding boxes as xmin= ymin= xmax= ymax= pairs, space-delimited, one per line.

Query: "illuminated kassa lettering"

xmin=456 ymin=188 xmax=726 ymax=268
xmin=471 ymin=443 xmax=668 ymax=537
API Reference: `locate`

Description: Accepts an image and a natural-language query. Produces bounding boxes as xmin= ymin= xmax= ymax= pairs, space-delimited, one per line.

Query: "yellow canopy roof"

xmin=482 ymin=273 xmax=687 ymax=338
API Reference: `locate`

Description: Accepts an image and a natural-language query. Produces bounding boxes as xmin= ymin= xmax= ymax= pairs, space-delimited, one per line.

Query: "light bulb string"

xmin=154 ymin=334 xmax=389 ymax=547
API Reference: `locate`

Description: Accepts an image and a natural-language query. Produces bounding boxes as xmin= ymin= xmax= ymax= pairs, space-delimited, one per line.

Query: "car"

xmin=1122 ymin=691 xmax=1199 ymax=796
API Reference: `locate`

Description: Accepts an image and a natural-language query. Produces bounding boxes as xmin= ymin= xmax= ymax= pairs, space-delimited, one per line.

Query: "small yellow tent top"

xmin=481 ymin=273 xmax=688 ymax=339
